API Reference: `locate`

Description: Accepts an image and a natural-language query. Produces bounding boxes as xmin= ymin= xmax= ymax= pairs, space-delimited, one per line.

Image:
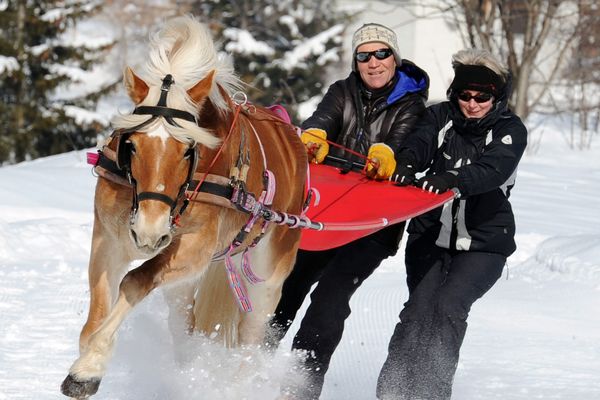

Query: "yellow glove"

xmin=300 ymin=128 xmax=329 ymax=164
xmin=366 ymin=143 xmax=397 ymax=180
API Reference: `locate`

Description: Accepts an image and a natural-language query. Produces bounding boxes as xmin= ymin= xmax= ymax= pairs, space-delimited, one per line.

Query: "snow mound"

xmin=515 ymin=234 xmax=600 ymax=289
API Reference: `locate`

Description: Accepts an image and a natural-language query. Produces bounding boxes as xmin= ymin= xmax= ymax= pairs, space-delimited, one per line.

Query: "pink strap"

xmin=87 ymin=151 xmax=100 ymax=166
xmin=296 ymin=126 xmax=319 ymax=216
xmin=242 ymin=249 xmax=264 ymax=284
xmin=224 ymin=245 xmax=253 ymax=312
xmin=247 ymin=122 xmax=268 ymax=170
xmin=262 ymin=170 xmax=276 ymax=205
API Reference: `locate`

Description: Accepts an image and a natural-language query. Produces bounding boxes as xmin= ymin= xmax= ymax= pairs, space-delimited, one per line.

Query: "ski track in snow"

xmin=1 ymin=147 xmax=600 ymax=399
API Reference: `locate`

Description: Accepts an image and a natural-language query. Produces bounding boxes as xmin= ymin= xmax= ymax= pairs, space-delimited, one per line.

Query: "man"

xmin=267 ymin=23 xmax=429 ymax=399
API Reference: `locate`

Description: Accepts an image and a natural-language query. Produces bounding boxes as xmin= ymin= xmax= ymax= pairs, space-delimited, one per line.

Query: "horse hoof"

xmin=60 ymin=374 xmax=101 ymax=399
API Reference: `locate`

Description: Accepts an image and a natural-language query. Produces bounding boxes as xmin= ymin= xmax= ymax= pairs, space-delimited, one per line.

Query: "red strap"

xmin=189 ymin=105 xmax=242 ymax=202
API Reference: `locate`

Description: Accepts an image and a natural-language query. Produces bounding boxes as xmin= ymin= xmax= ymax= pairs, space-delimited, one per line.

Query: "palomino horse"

xmin=61 ymin=16 xmax=307 ymax=398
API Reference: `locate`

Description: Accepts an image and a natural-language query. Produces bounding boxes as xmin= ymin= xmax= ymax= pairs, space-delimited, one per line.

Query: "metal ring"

xmin=232 ymin=91 xmax=248 ymax=106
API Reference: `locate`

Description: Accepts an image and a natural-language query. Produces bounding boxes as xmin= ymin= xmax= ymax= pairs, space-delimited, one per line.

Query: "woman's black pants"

xmin=268 ymin=235 xmax=394 ymax=399
xmin=376 ymin=234 xmax=505 ymax=400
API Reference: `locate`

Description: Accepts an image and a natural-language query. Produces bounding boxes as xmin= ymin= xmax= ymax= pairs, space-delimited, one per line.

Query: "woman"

xmin=268 ymin=23 xmax=429 ymax=399
xmin=376 ymin=48 xmax=528 ymax=400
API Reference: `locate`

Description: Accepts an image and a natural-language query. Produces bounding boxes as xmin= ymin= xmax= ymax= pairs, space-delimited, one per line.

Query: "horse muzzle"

xmin=129 ymin=206 xmax=173 ymax=254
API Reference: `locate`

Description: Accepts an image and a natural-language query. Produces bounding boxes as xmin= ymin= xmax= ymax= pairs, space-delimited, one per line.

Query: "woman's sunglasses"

xmin=457 ymin=91 xmax=494 ymax=103
xmin=355 ymin=48 xmax=393 ymax=63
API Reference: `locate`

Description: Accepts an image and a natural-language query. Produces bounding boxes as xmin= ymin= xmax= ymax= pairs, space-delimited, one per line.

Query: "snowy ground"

xmin=1 ymin=122 xmax=600 ymax=400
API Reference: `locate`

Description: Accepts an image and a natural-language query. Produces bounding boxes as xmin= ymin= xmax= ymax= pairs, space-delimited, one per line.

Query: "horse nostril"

xmin=156 ymin=234 xmax=171 ymax=249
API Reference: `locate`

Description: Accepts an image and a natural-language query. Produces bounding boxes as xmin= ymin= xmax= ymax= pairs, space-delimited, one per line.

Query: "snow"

xmin=0 ymin=55 xmax=18 ymax=74
xmin=277 ymin=25 xmax=345 ymax=71
xmin=279 ymin=15 xmax=300 ymax=37
xmin=64 ymin=105 xmax=109 ymax=126
xmin=223 ymin=28 xmax=276 ymax=57
xmin=2 ymin=5 xmax=600 ymax=398
xmin=1 ymin=117 xmax=599 ymax=400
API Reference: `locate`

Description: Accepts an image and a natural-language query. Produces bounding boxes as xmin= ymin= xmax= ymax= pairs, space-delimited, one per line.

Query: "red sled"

xmin=299 ymin=162 xmax=454 ymax=251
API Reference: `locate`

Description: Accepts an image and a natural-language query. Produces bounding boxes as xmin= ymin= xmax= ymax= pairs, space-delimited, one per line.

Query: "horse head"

xmin=119 ymin=67 xmax=216 ymax=255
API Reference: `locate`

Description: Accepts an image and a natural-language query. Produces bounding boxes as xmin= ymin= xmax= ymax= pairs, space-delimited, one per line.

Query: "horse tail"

xmin=193 ymin=261 xmax=241 ymax=347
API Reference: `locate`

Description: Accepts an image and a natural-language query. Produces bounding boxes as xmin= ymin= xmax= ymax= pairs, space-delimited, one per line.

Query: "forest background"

xmin=0 ymin=0 xmax=598 ymax=164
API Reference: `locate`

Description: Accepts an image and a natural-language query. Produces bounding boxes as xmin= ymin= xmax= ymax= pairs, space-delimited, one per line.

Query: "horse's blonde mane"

xmin=112 ymin=15 xmax=243 ymax=147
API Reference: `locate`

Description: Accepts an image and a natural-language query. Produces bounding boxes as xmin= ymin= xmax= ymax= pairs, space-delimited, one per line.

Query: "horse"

xmin=61 ymin=15 xmax=308 ymax=399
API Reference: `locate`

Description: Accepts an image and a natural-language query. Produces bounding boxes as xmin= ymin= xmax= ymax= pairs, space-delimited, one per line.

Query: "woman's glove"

xmin=414 ymin=171 xmax=459 ymax=194
xmin=391 ymin=159 xmax=416 ymax=186
xmin=366 ymin=143 xmax=396 ymax=180
xmin=300 ymin=128 xmax=329 ymax=164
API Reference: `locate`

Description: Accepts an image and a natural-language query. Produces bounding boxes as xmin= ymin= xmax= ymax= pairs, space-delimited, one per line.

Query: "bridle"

xmin=94 ymin=88 xmax=320 ymax=233
xmin=112 ymin=74 xmax=199 ymax=229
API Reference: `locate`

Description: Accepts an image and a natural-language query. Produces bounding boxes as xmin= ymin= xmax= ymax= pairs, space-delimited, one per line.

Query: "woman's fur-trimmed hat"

xmin=352 ymin=23 xmax=401 ymax=71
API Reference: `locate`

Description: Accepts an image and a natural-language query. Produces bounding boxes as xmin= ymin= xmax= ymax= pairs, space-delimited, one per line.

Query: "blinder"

xmin=115 ymin=132 xmax=134 ymax=172
xmin=184 ymin=146 xmax=199 ymax=185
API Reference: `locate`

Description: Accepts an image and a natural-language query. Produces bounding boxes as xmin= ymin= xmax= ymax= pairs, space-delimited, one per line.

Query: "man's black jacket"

xmin=302 ymin=60 xmax=430 ymax=252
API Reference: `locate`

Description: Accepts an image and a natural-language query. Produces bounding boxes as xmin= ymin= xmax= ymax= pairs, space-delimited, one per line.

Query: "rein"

xmin=303 ymin=130 xmax=377 ymax=172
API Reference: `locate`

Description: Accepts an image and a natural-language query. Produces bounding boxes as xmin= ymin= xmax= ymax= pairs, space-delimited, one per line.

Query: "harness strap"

xmin=189 ymin=180 xmax=233 ymax=199
xmin=242 ymin=251 xmax=264 ymax=284
xmin=224 ymin=246 xmax=253 ymax=312
xmin=137 ymin=192 xmax=176 ymax=209
xmin=246 ymin=118 xmax=268 ymax=170
xmin=133 ymin=106 xmax=197 ymax=125
xmin=92 ymin=150 xmax=238 ymax=211
xmin=187 ymin=104 xmax=243 ymax=203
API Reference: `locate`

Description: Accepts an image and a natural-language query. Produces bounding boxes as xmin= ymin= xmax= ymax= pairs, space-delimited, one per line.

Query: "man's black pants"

xmin=377 ymin=234 xmax=505 ymax=400
xmin=268 ymin=235 xmax=394 ymax=399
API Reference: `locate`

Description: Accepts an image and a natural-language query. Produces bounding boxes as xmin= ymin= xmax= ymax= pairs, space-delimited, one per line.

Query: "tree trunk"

xmin=15 ymin=0 xmax=27 ymax=161
xmin=513 ymin=60 xmax=530 ymax=120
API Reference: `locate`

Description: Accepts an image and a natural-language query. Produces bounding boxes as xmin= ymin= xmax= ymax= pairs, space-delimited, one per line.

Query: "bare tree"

xmin=560 ymin=2 xmax=600 ymax=150
xmin=379 ymin=0 xmax=581 ymax=122
xmin=444 ymin=0 xmax=581 ymax=121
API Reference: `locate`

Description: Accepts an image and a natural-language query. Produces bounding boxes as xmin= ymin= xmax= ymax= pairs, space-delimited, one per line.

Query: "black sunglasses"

xmin=355 ymin=48 xmax=393 ymax=63
xmin=457 ymin=91 xmax=493 ymax=103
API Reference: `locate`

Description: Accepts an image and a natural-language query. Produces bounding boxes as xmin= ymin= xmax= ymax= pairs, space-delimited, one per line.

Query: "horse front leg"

xmin=60 ymin=233 xmax=216 ymax=399
xmin=61 ymin=261 xmax=158 ymax=398
xmin=78 ymin=219 xmax=131 ymax=354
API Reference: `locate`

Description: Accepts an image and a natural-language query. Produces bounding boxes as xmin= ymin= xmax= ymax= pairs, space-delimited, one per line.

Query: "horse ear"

xmin=187 ymin=70 xmax=215 ymax=104
xmin=123 ymin=67 xmax=149 ymax=105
